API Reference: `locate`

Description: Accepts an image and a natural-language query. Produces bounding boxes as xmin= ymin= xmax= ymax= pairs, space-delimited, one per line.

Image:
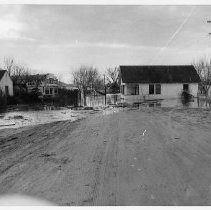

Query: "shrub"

xmin=7 ymin=95 xmax=18 ymax=105
xmin=58 ymin=89 xmax=78 ymax=106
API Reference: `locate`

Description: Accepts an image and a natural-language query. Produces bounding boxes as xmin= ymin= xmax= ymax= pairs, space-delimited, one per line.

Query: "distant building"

xmin=26 ymin=73 xmax=59 ymax=97
xmin=120 ymin=65 xmax=201 ymax=104
xmin=0 ymin=70 xmax=14 ymax=96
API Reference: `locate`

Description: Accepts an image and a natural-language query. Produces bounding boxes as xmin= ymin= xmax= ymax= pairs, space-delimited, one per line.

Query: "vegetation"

xmin=106 ymin=67 xmax=120 ymax=94
xmin=1 ymin=57 xmax=31 ymax=85
xmin=72 ymin=66 xmax=103 ymax=106
xmin=43 ymin=89 xmax=78 ymax=107
xmin=193 ymin=58 xmax=211 ymax=97
xmin=0 ymin=56 xmax=79 ymax=109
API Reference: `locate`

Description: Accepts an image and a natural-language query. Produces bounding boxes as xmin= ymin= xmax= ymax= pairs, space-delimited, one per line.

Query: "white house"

xmin=0 ymin=70 xmax=14 ymax=96
xmin=120 ymin=65 xmax=201 ymax=104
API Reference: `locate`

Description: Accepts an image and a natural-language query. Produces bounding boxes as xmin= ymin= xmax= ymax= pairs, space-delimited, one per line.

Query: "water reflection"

xmin=197 ymin=98 xmax=211 ymax=108
xmin=163 ymin=98 xmax=211 ymax=108
xmin=148 ymin=102 xmax=161 ymax=108
xmin=134 ymin=98 xmax=211 ymax=108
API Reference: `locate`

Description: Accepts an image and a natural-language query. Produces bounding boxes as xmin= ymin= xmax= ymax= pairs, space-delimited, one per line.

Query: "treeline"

xmin=1 ymin=56 xmax=122 ymax=109
xmin=0 ymin=57 xmax=78 ymax=110
xmin=193 ymin=58 xmax=211 ymax=97
xmin=72 ymin=65 xmax=120 ymax=106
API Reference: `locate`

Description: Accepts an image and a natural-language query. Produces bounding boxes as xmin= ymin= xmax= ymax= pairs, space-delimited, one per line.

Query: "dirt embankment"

xmin=0 ymin=107 xmax=211 ymax=205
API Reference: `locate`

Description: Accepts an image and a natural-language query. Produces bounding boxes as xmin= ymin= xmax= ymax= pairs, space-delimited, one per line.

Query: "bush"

xmin=57 ymin=89 xmax=79 ymax=106
xmin=18 ymin=92 xmax=41 ymax=104
xmin=7 ymin=95 xmax=19 ymax=105
xmin=6 ymin=88 xmax=79 ymax=107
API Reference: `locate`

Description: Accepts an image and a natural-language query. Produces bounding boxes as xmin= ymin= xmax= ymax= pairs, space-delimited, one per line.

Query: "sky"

xmin=0 ymin=4 xmax=211 ymax=82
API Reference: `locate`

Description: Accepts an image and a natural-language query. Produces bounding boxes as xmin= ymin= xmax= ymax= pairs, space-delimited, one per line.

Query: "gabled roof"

xmin=120 ymin=65 xmax=201 ymax=83
xmin=0 ymin=70 xmax=7 ymax=81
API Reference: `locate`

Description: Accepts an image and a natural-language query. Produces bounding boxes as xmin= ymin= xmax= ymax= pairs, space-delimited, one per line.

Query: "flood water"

xmin=134 ymin=98 xmax=211 ymax=108
xmin=0 ymin=98 xmax=211 ymax=130
xmin=161 ymin=98 xmax=211 ymax=108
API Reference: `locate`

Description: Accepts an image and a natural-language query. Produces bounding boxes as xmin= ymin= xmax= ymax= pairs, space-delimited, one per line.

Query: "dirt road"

xmin=0 ymin=107 xmax=211 ymax=205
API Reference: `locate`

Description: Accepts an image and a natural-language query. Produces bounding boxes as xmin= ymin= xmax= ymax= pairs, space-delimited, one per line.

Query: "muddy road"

xmin=0 ymin=107 xmax=211 ymax=205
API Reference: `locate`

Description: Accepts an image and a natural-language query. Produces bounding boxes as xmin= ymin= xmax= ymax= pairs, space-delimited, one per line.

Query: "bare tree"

xmin=1 ymin=57 xmax=30 ymax=82
xmin=12 ymin=64 xmax=30 ymax=81
xmin=72 ymin=66 xmax=103 ymax=106
xmin=193 ymin=58 xmax=211 ymax=97
xmin=2 ymin=57 xmax=15 ymax=76
xmin=106 ymin=66 xmax=120 ymax=94
xmin=11 ymin=64 xmax=32 ymax=94
xmin=55 ymin=72 xmax=63 ymax=83
xmin=106 ymin=67 xmax=119 ymax=83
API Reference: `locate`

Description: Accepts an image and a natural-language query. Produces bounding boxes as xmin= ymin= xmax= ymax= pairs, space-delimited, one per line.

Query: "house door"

xmin=183 ymin=84 xmax=189 ymax=91
xmin=5 ymin=86 xmax=9 ymax=96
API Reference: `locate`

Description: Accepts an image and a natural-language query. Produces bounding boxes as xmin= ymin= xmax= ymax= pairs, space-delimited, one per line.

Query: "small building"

xmin=120 ymin=65 xmax=201 ymax=104
xmin=0 ymin=70 xmax=14 ymax=96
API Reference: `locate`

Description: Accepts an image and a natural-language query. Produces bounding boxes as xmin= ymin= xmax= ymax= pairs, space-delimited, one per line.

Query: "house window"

xmin=155 ymin=84 xmax=161 ymax=94
xmin=5 ymin=86 xmax=9 ymax=96
xmin=183 ymin=84 xmax=189 ymax=91
xmin=149 ymin=84 xmax=154 ymax=94
xmin=45 ymin=88 xmax=49 ymax=95
xmin=28 ymin=81 xmax=35 ymax=86
xmin=50 ymin=88 xmax=53 ymax=95
xmin=134 ymin=85 xmax=139 ymax=95
xmin=149 ymin=84 xmax=161 ymax=95
xmin=54 ymin=88 xmax=58 ymax=94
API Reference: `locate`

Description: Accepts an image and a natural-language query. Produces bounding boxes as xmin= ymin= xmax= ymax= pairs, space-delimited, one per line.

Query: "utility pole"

xmin=207 ymin=20 xmax=211 ymax=56
xmin=207 ymin=20 xmax=211 ymax=35
xmin=104 ymin=74 xmax=106 ymax=105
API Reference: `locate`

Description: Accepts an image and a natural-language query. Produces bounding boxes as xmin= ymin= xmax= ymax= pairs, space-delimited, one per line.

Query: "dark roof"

xmin=0 ymin=70 xmax=6 ymax=81
xmin=120 ymin=65 xmax=201 ymax=83
xmin=11 ymin=74 xmax=48 ymax=84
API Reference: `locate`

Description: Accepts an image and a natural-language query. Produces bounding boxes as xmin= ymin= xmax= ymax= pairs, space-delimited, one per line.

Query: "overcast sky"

xmin=0 ymin=5 xmax=211 ymax=82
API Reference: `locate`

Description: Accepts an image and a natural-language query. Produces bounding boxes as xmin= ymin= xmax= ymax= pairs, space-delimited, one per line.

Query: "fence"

xmin=86 ymin=93 xmax=121 ymax=107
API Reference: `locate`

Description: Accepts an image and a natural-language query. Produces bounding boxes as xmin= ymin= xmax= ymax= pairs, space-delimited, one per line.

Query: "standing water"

xmin=135 ymin=98 xmax=211 ymax=108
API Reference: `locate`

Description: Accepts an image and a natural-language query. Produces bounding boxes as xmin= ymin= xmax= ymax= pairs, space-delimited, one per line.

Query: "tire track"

xmin=91 ymin=114 xmax=120 ymax=205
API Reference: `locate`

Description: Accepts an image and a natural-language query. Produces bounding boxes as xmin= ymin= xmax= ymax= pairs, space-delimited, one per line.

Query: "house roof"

xmin=120 ymin=65 xmax=201 ymax=84
xmin=0 ymin=70 xmax=6 ymax=81
xmin=12 ymin=74 xmax=57 ymax=85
